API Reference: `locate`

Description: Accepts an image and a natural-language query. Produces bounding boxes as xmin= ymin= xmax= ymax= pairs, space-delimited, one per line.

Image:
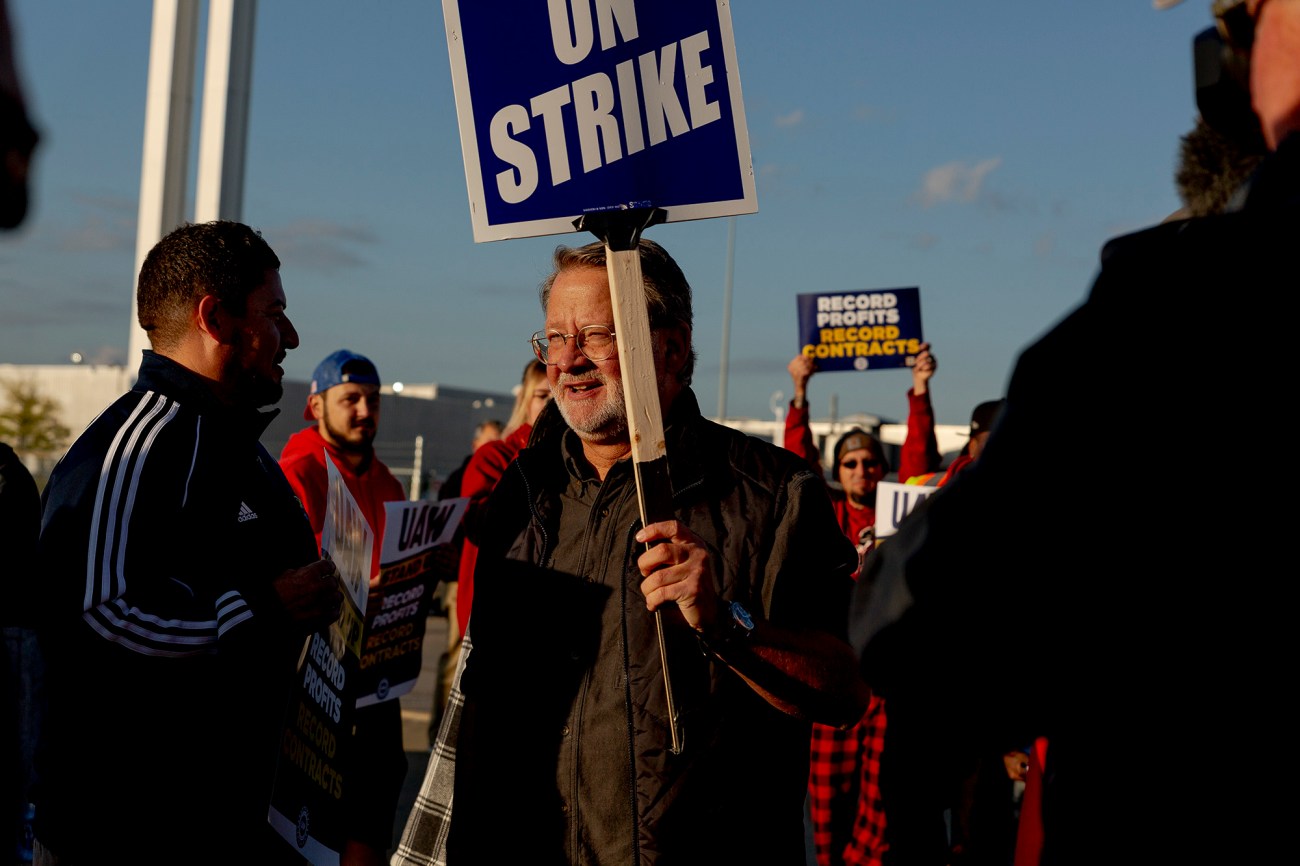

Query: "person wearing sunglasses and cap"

xmin=787 ymin=344 xmax=953 ymax=574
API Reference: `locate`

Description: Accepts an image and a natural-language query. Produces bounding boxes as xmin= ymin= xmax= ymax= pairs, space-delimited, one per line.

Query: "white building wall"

xmin=0 ymin=364 xmax=135 ymax=440
xmin=2 ymin=364 xmax=975 ymax=492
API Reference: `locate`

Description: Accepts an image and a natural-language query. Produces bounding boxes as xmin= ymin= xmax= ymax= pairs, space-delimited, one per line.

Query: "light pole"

xmin=769 ymin=390 xmax=784 ymax=446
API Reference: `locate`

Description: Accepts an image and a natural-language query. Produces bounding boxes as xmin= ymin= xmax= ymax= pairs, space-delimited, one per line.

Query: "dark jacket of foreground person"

xmin=850 ymin=135 xmax=1300 ymax=865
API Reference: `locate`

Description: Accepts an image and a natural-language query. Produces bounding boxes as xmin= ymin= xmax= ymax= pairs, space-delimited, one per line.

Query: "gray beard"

xmin=553 ymin=374 xmax=628 ymax=442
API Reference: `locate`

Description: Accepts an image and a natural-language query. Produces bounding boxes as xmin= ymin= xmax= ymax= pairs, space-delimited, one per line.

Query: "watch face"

xmin=730 ymin=601 xmax=755 ymax=632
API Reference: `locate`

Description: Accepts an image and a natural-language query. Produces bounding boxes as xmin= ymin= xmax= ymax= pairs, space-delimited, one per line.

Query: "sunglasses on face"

xmin=840 ymin=458 xmax=882 ymax=471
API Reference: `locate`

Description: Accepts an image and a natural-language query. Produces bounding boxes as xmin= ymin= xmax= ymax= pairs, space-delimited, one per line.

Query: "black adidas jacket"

xmin=34 ymin=351 xmax=318 ymax=862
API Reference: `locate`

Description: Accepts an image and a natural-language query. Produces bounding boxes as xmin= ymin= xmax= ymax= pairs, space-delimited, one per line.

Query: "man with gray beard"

xmin=398 ymin=239 xmax=869 ymax=866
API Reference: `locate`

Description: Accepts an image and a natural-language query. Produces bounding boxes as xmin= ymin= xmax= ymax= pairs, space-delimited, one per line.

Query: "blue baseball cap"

xmin=304 ymin=349 xmax=380 ymax=419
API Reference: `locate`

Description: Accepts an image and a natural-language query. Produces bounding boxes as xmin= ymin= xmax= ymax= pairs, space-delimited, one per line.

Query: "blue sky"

xmin=0 ymin=1 xmax=1212 ymax=426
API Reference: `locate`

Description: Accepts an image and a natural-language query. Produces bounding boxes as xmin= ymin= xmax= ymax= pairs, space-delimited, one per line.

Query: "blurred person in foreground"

xmin=34 ymin=221 xmax=342 ymax=864
xmin=1 ymin=0 xmax=38 ymax=230
xmin=396 ymin=238 xmax=869 ymax=865
xmin=3 ymin=6 xmax=41 ymax=861
xmin=1 ymin=442 xmax=40 ymax=863
xmin=279 ymin=349 xmax=409 ymax=865
xmin=848 ymin=1 xmax=1300 ymax=862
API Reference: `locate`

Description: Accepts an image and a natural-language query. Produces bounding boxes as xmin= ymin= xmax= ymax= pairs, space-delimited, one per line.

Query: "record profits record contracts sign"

xmin=442 ymin=0 xmax=757 ymax=241
xmin=796 ymin=287 xmax=924 ymax=373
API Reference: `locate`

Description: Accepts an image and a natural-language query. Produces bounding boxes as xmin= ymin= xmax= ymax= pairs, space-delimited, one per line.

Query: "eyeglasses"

xmin=530 ymin=325 xmax=617 ymax=364
xmin=839 ymin=458 xmax=882 ymax=471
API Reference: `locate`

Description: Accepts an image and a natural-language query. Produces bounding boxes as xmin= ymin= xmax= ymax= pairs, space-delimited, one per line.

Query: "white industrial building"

xmin=2 ymin=362 xmax=971 ymax=494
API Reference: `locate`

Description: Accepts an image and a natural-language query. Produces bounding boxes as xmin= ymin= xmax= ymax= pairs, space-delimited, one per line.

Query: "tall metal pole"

xmin=195 ymin=0 xmax=257 ymax=222
xmin=715 ymin=217 xmax=736 ymax=420
xmin=127 ymin=0 xmax=199 ymax=372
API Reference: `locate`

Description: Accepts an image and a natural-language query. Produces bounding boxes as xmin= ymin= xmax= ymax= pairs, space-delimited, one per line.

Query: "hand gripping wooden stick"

xmin=574 ymin=208 xmax=683 ymax=754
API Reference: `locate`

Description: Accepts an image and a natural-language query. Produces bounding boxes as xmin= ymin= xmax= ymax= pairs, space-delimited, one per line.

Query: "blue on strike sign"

xmin=442 ymin=0 xmax=757 ymax=242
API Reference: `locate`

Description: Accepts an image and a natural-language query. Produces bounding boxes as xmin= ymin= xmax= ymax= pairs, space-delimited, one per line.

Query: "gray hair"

xmin=539 ymin=239 xmax=696 ymax=385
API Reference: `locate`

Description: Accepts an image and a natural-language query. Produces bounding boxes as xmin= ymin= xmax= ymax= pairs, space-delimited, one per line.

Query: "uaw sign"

xmin=874 ymin=480 xmax=935 ymax=540
xmin=442 ymin=0 xmax=757 ymax=241
xmin=355 ymin=497 xmax=468 ymax=708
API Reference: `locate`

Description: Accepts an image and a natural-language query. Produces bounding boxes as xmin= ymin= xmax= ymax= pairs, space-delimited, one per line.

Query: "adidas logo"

xmin=237 ymin=501 xmax=259 ymax=523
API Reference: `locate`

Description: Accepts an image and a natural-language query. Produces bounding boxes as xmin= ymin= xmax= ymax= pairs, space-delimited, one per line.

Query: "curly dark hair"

xmin=137 ymin=221 xmax=280 ymax=350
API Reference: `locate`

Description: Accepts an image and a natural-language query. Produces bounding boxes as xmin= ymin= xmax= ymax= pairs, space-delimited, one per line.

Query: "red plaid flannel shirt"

xmin=808 ymin=695 xmax=888 ymax=866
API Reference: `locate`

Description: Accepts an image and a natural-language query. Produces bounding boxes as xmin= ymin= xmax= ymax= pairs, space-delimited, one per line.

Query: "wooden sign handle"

xmin=575 ymin=209 xmax=684 ymax=754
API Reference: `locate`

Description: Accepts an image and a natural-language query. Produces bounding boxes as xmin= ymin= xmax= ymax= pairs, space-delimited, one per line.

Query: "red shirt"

xmin=278 ymin=425 xmax=406 ymax=580
xmin=784 ymin=400 xmax=889 ymax=865
xmin=455 ymin=423 xmax=531 ymax=636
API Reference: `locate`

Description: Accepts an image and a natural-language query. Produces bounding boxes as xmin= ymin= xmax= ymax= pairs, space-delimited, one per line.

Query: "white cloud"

xmin=774 ymin=109 xmax=804 ymax=128
xmin=915 ymin=157 xmax=1003 ymax=207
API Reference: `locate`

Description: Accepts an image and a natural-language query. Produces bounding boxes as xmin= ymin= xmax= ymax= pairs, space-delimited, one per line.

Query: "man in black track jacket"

xmin=33 ymin=221 xmax=342 ymax=865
